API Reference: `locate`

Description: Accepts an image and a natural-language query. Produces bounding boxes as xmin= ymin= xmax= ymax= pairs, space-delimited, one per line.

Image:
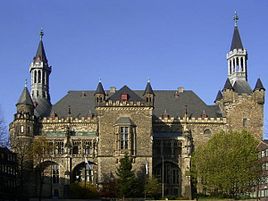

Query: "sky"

xmin=0 ymin=0 xmax=267 ymax=138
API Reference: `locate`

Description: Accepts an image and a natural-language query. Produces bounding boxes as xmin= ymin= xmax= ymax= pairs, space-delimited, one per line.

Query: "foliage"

xmin=99 ymin=174 xmax=118 ymax=198
xmin=145 ymin=176 xmax=161 ymax=199
xmin=116 ymin=154 xmax=139 ymax=198
xmin=192 ymin=130 xmax=261 ymax=198
xmin=70 ymin=182 xmax=99 ymax=198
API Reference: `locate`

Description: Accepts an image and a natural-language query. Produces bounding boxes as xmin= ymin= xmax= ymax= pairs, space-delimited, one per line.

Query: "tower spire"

xmin=29 ymin=30 xmax=52 ymax=117
xmin=226 ymin=13 xmax=248 ymax=85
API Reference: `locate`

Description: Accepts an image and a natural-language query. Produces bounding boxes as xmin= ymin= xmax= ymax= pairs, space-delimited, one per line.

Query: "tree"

xmin=144 ymin=176 xmax=161 ymax=199
xmin=32 ymin=136 xmax=53 ymax=201
xmin=116 ymin=154 xmax=138 ymax=198
xmin=192 ymin=130 xmax=261 ymax=199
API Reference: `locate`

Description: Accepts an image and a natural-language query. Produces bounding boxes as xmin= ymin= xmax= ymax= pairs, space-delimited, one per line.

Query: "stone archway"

xmin=153 ymin=161 xmax=181 ymax=197
xmin=72 ymin=160 xmax=96 ymax=184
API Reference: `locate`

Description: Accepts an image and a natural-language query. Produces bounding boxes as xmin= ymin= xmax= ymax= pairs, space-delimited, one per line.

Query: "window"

xmin=121 ymin=94 xmax=128 ymax=101
xmin=83 ymin=141 xmax=91 ymax=155
xmin=55 ymin=141 xmax=64 ymax=155
xmin=20 ymin=125 xmax=24 ymax=133
xmin=204 ymin=129 xmax=212 ymax=135
xmin=38 ymin=70 xmax=41 ymax=83
xmin=262 ymin=150 xmax=266 ymax=158
xmin=52 ymin=164 xmax=59 ymax=184
xmin=120 ymin=127 xmax=129 ymax=149
xmin=243 ymin=118 xmax=248 ymax=128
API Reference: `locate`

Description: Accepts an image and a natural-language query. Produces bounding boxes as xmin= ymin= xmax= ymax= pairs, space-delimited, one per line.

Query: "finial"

xmin=40 ymin=28 xmax=44 ymax=40
xmin=99 ymin=77 xmax=102 ymax=83
xmin=233 ymin=11 xmax=239 ymax=27
xmin=147 ymin=77 xmax=150 ymax=83
xmin=24 ymin=79 xmax=27 ymax=88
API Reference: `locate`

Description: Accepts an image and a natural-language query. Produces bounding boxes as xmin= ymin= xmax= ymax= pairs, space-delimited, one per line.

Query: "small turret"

xmin=222 ymin=78 xmax=234 ymax=104
xmin=253 ymin=78 xmax=265 ymax=104
xmin=94 ymin=80 xmax=106 ymax=105
xmin=143 ymin=80 xmax=155 ymax=106
xmin=16 ymin=82 xmax=34 ymax=115
xmin=214 ymin=90 xmax=223 ymax=103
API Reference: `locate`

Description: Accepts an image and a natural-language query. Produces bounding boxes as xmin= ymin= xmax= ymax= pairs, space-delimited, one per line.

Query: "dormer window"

xmin=121 ymin=93 xmax=128 ymax=101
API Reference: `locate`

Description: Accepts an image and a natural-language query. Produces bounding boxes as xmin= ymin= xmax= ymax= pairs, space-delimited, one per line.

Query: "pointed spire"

xmin=254 ymin=78 xmax=265 ymax=91
xmin=222 ymin=78 xmax=233 ymax=91
xmin=17 ymin=86 xmax=34 ymax=106
xmin=214 ymin=90 xmax=223 ymax=103
xmin=94 ymin=80 xmax=105 ymax=95
xmin=143 ymin=80 xmax=155 ymax=96
xmin=34 ymin=29 xmax=48 ymax=63
xmin=230 ymin=12 xmax=243 ymax=51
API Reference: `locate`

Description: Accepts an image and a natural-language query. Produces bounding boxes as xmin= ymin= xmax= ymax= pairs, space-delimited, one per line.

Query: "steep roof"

xmin=52 ymin=89 xmax=222 ymax=119
xmin=34 ymin=39 xmax=48 ymax=63
xmin=230 ymin=26 xmax=244 ymax=51
xmin=222 ymin=78 xmax=233 ymax=91
xmin=214 ymin=90 xmax=223 ymax=103
xmin=254 ymin=78 xmax=265 ymax=91
xmin=34 ymin=98 xmax=52 ymax=117
xmin=17 ymin=87 xmax=34 ymax=106
xmin=233 ymin=80 xmax=252 ymax=94
xmin=143 ymin=81 xmax=155 ymax=96
xmin=94 ymin=82 xmax=105 ymax=95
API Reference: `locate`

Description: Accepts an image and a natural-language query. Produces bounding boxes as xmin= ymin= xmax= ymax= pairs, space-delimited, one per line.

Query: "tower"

xmin=94 ymin=80 xmax=106 ymax=104
xmin=29 ymin=30 xmax=52 ymax=116
xmin=226 ymin=12 xmax=248 ymax=85
xmin=143 ymin=80 xmax=155 ymax=106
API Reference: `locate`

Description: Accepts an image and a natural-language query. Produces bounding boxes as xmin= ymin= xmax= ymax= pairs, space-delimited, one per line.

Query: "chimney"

xmin=178 ymin=87 xmax=184 ymax=93
xmin=110 ymin=87 xmax=116 ymax=95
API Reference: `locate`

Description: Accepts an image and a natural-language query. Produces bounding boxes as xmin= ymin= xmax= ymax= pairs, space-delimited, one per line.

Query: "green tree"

xmin=32 ymin=136 xmax=53 ymax=201
xmin=116 ymin=154 xmax=138 ymax=198
xmin=192 ymin=130 xmax=261 ymax=198
xmin=145 ymin=176 xmax=161 ymax=199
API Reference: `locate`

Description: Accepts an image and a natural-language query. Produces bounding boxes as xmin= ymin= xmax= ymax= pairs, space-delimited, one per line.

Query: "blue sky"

xmin=0 ymin=0 xmax=267 ymax=138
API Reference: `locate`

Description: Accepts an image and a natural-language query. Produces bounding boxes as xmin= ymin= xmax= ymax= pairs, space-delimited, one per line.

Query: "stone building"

xmin=9 ymin=15 xmax=265 ymax=199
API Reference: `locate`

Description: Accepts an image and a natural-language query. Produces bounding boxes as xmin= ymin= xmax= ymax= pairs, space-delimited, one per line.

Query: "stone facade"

xmin=9 ymin=19 xmax=265 ymax=199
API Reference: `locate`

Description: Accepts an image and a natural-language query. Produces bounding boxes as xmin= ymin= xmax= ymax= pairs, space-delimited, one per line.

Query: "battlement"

xmin=41 ymin=116 xmax=97 ymax=123
xmin=157 ymin=116 xmax=226 ymax=124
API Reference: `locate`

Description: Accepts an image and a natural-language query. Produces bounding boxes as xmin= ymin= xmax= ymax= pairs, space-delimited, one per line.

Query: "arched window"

xmin=241 ymin=57 xmax=244 ymax=71
xmin=204 ymin=129 xmax=212 ymax=135
xmin=52 ymin=164 xmax=59 ymax=183
xmin=38 ymin=70 xmax=41 ymax=83
xmin=34 ymin=71 xmax=37 ymax=83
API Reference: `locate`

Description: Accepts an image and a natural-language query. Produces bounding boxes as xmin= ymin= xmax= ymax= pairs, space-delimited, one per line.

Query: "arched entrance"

xmin=35 ymin=161 xmax=62 ymax=198
xmin=72 ymin=161 xmax=96 ymax=184
xmin=154 ymin=161 xmax=181 ymax=197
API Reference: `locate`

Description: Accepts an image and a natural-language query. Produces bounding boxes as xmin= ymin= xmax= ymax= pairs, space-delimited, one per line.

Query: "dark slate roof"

xmin=17 ymin=87 xmax=34 ymax=106
xmin=230 ymin=26 xmax=244 ymax=51
xmin=94 ymin=82 xmax=105 ymax=95
xmin=34 ymin=98 xmax=52 ymax=117
xmin=214 ymin=90 xmax=223 ymax=103
xmin=254 ymin=78 xmax=265 ymax=91
xmin=108 ymin=85 xmax=144 ymax=102
xmin=51 ymin=88 xmax=222 ymax=119
xmin=34 ymin=40 xmax=48 ymax=63
xmin=233 ymin=80 xmax=252 ymax=94
xmin=222 ymin=78 xmax=233 ymax=91
xmin=143 ymin=81 xmax=155 ymax=96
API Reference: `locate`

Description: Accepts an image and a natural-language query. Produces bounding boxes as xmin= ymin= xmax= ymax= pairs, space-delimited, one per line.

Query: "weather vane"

xmin=40 ymin=28 xmax=44 ymax=40
xmin=233 ymin=11 xmax=239 ymax=27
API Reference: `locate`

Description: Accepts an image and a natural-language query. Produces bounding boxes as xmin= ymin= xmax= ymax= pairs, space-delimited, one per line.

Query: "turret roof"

xmin=222 ymin=78 xmax=233 ymax=91
xmin=214 ymin=90 xmax=223 ymax=103
xmin=143 ymin=81 xmax=155 ymax=96
xmin=94 ymin=81 xmax=106 ymax=95
xmin=230 ymin=26 xmax=244 ymax=51
xmin=254 ymin=78 xmax=265 ymax=91
xmin=17 ymin=87 xmax=34 ymax=106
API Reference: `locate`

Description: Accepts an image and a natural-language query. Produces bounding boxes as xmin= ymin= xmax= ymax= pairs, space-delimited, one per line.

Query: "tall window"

xmin=52 ymin=164 xmax=59 ymax=184
xmin=120 ymin=127 xmax=129 ymax=149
